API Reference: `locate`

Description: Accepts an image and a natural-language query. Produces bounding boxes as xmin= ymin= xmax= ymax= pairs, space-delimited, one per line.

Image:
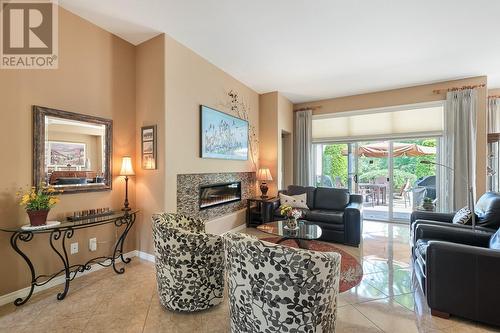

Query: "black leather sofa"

xmin=273 ymin=185 xmax=363 ymax=246
xmin=412 ymin=223 xmax=500 ymax=326
xmin=410 ymin=192 xmax=500 ymax=236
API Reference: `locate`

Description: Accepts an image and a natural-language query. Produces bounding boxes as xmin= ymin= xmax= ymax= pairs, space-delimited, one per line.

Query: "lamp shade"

xmin=257 ymin=168 xmax=273 ymax=181
xmin=120 ymin=156 xmax=135 ymax=176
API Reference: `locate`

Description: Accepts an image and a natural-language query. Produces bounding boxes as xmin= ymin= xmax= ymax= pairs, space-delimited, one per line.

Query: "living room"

xmin=1 ymin=1 xmax=500 ymax=332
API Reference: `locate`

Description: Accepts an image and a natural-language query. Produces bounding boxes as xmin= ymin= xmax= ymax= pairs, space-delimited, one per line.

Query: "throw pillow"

xmin=452 ymin=206 xmax=472 ymax=225
xmin=489 ymin=228 xmax=500 ymax=250
xmin=279 ymin=193 xmax=309 ymax=209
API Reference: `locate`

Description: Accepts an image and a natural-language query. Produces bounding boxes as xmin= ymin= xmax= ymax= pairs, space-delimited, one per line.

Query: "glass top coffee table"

xmin=256 ymin=220 xmax=322 ymax=249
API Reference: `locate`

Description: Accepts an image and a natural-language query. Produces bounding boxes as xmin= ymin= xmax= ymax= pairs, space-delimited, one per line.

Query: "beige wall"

xmin=163 ymin=36 xmax=259 ymax=241
xmin=0 ymin=8 xmax=136 ymax=296
xmin=277 ymin=93 xmax=294 ymax=190
xmin=489 ymin=88 xmax=500 ymax=97
xmin=259 ymin=92 xmax=294 ymax=196
xmin=295 ymin=76 xmax=488 ymax=196
xmin=135 ymin=35 xmax=166 ymax=253
xmin=259 ymin=92 xmax=279 ymax=196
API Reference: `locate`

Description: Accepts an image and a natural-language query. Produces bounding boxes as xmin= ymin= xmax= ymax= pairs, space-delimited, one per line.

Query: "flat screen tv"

xmin=200 ymin=105 xmax=248 ymax=160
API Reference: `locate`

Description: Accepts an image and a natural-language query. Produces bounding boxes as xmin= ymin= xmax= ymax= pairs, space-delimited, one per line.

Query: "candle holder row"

xmin=66 ymin=208 xmax=114 ymax=221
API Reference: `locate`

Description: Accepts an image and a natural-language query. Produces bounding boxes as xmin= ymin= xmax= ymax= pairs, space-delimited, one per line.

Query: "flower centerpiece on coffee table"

xmin=280 ymin=205 xmax=303 ymax=230
xmin=17 ymin=186 xmax=62 ymax=226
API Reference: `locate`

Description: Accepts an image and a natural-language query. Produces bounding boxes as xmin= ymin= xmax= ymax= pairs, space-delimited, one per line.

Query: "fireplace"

xmin=199 ymin=182 xmax=242 ymax=210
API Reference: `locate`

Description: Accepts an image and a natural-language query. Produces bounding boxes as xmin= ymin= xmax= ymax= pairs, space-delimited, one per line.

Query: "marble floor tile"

xmin=143 ymin=296 xmax=204 ymax=333
xmin=353 ymin=297 xmax=443 ymax=333
xmin=364 ymin=267 xmax=414 ymax=297
xmin=336 ymin=304 xmax=383 ymax=333
xmin=362 ymin=256 xmax=410 ymax=274
xmin=338 ymin=275 xmax=388 ymax=305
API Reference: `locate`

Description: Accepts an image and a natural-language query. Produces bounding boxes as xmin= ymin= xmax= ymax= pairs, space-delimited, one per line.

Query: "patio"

xmin=363 ymin=197 xmax=414 ymax=222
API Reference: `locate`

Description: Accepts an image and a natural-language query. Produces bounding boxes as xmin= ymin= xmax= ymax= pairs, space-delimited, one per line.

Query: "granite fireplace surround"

xmin=177 ymin=172 xmax=256 ymax=221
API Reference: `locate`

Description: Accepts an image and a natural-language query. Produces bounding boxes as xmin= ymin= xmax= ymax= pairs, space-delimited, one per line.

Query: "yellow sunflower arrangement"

xmin=17 ymin=186 xmax=62 ymax=211
xmin=17 ymin=186 xmax=63 ymax=226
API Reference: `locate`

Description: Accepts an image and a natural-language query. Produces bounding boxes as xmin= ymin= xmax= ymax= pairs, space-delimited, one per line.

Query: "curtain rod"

xmin=432 ymin=83 xmax=486 ymax=94
xmin=294 ymin=106 xmax=322 ymax=112
xmin=489 ymin=95 xmax=500 ymax=99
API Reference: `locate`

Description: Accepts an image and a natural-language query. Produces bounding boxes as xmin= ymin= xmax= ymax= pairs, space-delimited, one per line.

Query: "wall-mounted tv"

xmin=200 ymin=105 xmax=248 ymax=160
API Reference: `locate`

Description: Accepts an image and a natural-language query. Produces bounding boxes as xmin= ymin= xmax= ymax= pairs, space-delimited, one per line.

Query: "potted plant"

xmin=17 ymin=186 xmax=62 ymax=226
xmin=422 ymin=197 xmax=435 ymax=211
xmin=280 ymin=205 xmax=303 ymax=230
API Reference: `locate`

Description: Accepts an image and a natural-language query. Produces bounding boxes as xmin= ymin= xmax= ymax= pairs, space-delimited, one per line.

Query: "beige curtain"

xmin=488 ymin=98 xmax=500 ymax=191
xmin=294 ymin=110 xmax=313 ymax=186
xmin=443 ymin=89 xmax=477 ymax=211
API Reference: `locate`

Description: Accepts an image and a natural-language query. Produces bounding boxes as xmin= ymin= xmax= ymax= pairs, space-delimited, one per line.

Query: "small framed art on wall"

xmin=141 ymin=125 xmax=157 ymax=170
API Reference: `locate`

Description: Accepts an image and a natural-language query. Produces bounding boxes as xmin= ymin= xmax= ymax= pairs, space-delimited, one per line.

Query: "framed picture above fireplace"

xmin=200 ymin=105 xmax=248 ymax=160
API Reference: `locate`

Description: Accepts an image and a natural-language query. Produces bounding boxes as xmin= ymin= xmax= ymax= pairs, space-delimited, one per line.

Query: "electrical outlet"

xmin=89 ymin=238 xmax=97 ymax=252
xmin=70 ymin=242 xmax=78 ymax=254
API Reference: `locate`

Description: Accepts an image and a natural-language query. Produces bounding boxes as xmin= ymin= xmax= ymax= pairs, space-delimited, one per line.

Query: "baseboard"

xmin=137 ymin=250 xmax=155 ymax=263
xmin=0 ymin=250 xmax=138 ymax=307
xmin=225 ymin=223 xmax=247 ymax=234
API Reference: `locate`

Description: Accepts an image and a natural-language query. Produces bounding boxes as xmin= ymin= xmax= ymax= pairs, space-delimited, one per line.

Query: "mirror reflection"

xmin=45 ymin=117 xmax=107 ymax=188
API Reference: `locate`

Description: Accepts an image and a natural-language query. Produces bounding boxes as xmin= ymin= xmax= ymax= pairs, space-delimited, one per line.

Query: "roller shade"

xmin=312 ymin=105 xmax=444 ymax=141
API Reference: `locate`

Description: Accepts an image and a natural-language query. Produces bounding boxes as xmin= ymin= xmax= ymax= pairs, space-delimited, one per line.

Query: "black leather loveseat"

xmin=273 ymin=185 xmax=363 ymax=246
xmin=412 ymin=223 xmax=500 ymax=326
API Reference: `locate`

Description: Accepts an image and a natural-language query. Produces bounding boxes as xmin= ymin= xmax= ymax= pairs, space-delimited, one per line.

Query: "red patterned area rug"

xmin=261 ymin=237 xmax=363 ymax=293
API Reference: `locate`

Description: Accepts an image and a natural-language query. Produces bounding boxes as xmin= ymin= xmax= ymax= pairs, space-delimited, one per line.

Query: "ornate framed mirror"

xmin=33 ymin=106 xmax=113 ymax=193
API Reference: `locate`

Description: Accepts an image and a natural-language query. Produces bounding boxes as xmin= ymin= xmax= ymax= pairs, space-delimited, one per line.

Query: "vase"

xmin=286 ymin=218 xmax=298 ymax=230
xmin=27 ymin=209 xmax=49 ymax=226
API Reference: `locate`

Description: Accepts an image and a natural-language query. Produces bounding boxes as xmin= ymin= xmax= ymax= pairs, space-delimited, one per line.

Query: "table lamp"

xmin=120 ymin=156 xmax=135 ymax=211
xmin=257 ymin=168 xmax=273 ymax=199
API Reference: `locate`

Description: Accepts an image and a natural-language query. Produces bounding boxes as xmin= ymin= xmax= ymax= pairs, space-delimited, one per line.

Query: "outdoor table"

xmin=358 ymin=183 xmax=387 ymax=205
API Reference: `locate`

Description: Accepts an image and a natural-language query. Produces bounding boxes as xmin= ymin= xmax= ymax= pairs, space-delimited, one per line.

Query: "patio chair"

xmin=360 ymin=186 xmax=375 ymax=207
xmin=394 ymin=178 xmax=411 ymax=208
xmin=374 ymin=176 xmax=389 ymax=205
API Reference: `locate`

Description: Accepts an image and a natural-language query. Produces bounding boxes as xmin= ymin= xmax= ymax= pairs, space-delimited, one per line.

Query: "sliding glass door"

xmin=391 ymin=138 xmax=438 ymax=220
xmin=356 ymin=141 xmax=391 ymax=221
xmin=313 ymin=137 xmax=439 ymax=222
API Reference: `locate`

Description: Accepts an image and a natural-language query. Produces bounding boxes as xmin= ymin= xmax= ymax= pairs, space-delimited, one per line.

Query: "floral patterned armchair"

xmin=152 ymin=213 xmax=224 ymax=312
xmin=223 ymin=232 xmax=341 ymax=333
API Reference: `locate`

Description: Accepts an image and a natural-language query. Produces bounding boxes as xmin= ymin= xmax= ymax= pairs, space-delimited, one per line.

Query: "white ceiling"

xmin=59 ymin=0 xmax=500 ymax=103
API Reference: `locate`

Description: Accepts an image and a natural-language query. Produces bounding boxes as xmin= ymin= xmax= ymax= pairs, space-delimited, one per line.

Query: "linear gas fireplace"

xmin=199 ymin=182 xmax=242 ymax=210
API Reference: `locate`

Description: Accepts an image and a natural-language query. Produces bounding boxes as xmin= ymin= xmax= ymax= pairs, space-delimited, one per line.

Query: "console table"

xmin=0 ymin=210 xmax=138 ymax=306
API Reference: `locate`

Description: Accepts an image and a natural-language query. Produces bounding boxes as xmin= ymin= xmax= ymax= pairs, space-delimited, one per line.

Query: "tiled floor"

xmin=0 ymin=220 xmax=499 ymax=333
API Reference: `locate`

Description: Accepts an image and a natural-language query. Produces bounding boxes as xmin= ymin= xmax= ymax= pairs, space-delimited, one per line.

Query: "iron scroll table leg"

xmin=111 ymin=212 xmax=136 ymax=274
xmin=10 ymin=231 xmax=35 ymax=306
xmin=49 ymin=228 xmax=74 ymax=300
